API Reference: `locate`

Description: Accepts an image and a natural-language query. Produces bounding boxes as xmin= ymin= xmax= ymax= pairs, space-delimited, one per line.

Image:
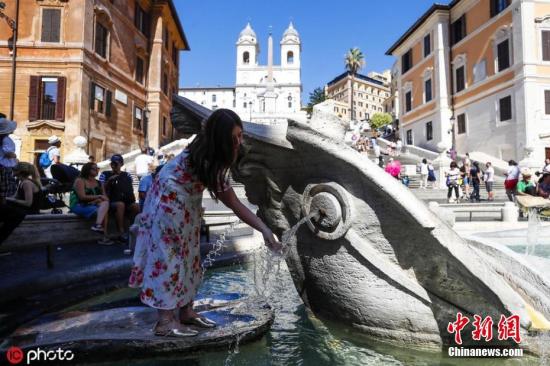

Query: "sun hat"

xmin=0 ymin=118 xmax=16 ymax=135
xmin=48 ymin=135 xmax=61 ymax=144
xmin=520 ymin=168 xmax=532 ymax=177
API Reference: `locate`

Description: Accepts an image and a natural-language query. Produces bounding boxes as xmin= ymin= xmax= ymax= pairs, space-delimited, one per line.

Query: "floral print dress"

xmin=129 ymin=150 xmax=222 ymax=309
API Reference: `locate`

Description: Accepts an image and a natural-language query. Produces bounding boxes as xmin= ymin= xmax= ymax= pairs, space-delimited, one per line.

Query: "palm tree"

xmin=344 ymin=47 xmax=365 ymax=121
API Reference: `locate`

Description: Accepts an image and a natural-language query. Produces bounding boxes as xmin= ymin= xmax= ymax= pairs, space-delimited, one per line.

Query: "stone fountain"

xmin=227 ymin=109 xmax=550 ymax=355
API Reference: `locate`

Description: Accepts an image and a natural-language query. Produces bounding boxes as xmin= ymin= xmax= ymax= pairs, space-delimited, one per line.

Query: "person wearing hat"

xmin=0 ymin=118 xmax=17 ymax=204
xmin=517 ymin=168 xmax=536 ymax=196
xmin=99 ymin=154 xmax=140 ymax=243
xmin=42 ymin=135 xmax=62 ymax=179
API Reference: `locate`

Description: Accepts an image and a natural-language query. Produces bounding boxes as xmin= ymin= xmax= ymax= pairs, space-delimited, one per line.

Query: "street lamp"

xmin=449 ymin=115 xmax=456 ymax=160
xmin=144 ymin=107 xmax=150 ymax=149
xmin=0 ymin=0 xmax=18 ymax=120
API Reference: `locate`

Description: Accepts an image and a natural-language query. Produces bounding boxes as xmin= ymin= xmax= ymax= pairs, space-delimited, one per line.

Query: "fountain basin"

xmin=0 ymin=297 xmax=274 ymax=363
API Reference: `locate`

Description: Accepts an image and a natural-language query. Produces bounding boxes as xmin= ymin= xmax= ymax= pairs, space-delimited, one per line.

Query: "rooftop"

xmin=385 ymin=0 xmax=462 ymax=55
xmin=327 ymin=71 xmax=389 ymax=88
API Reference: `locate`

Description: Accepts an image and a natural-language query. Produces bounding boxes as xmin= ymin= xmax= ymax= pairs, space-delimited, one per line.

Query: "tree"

xmin=369 ymin=112 xmax=393 ymax=129
xmin=306 ymin=87 xmax=326 ymax=115
xmin=344 ymin=47 xmax=365 ymax=121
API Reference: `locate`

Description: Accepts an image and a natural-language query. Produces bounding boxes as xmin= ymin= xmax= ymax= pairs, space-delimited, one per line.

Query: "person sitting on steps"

xmin=99 ymin=154 xmax=140 ymax=243
xmin=69 ymin=162 xmax=112 ymax=245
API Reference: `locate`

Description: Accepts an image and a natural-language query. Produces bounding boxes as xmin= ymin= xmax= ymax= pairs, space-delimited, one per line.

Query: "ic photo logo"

xmin=6 ymin=346 xmax=75 ymax=364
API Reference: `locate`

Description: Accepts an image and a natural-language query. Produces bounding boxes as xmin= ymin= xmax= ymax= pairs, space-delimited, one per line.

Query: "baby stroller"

xmin=40 ymin=163 xmax=79 ymax=214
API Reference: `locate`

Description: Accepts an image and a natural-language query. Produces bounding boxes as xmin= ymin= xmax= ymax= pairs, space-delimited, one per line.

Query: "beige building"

xmin=0 ymin=0 xmax=188 ymax=164
xmin=386 ymin=0 xmax=550 ymax=163
xmin=325 ymin=71 xmax=391 ymax=122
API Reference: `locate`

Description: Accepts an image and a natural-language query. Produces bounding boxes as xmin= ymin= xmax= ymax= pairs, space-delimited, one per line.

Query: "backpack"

xmin=104 ymin=172 xmax=135 ymax=204
xmin=39 ymin=147 xmax=54 ymax=168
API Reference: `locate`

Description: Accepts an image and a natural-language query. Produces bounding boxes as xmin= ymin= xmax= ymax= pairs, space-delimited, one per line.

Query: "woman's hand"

xmin=261 ymin=228 xmax=283 ymax=253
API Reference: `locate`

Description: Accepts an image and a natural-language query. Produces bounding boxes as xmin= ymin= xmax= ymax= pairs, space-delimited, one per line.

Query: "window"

xmin=212 ymin=94 xmax=217 ymax=103
xmin=133 ymin=106 xmax=143 ymax=132
xmin=243 ymin=102 xmax=247 ymax=108
xmin=490 ymin=0 xmax=510 ymax=17
xmin=451 ymin=15 xmax=466 ymax=45
xmin=499 ymin=95 xmax=512 ymax=121
xmin=164 ymin=28 xmax=169 ymax=50
xmin=402 ymin=49 xmax=413 ymax=74
xmin=134 ymin=4 xmax=149 ymax=36
xmin=172 ymin=43 xmax=178 ymax=65
xmin=28 ymin=76 xmax=66 ymax=122
xmin=425 ymin=78 xmax=432 ymax=103
xmin=406 ymin=129 xmax=413 ymax=145
xmin=91 ymin=83 xmax=112 ymax=116
xmin=135 ymin=56 xmax=144 ymax=84
xmin=41 ymin=8 xmax=61 ymax=43
xmin=455 ymin=66 xmax=465 ymax=92
xmin=405 ymin=91 xmax=412 ymax=112
xmin=457 ymin=113 xmax=466 ymax=134
xmin=545 ymin=91 xmax=550 ymax=115
xmin=40 ymin=77 xmax=57 ymax=120
xmin=162 ymin=73 xmax=168 ymax=95
xmin=288 ymin=101 xmax=292 ymax=108
xmin=423 ymin=33 xmax=431 ymax=57
xmin=497 ymin=39 xmax=510 ymax=72
xmin=95 ymin=22 xmax=109 ymax=58
xmin=543 ymin=31 xmax=550 ymax=61
xmin=243 ymin=51 xmax=250 ymax=64
xmin=426 ymin=122 xmax=433 ymax=141
xmin=287 ymin=51 xmax=294 ymax=64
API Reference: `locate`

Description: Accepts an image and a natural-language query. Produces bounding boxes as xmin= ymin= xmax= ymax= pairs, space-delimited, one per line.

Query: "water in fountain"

xmin=223 ymin=212 xmax=320 ymax=365
xmin=526 ymin=208 xmax=540 ymax=256
xmin=252 ymin=212 xmax=319 ymax=298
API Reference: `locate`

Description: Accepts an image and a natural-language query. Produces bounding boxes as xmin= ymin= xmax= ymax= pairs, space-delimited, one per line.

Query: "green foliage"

xmin=369 ymin=113 xmax=393 ymax=129
xmin=344 ymin=48 xmax=365 ymax=75
xmin=306 ymin=87 xmax=326 ymax=115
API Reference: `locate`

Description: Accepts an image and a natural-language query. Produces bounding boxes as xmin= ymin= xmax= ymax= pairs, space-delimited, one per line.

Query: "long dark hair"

xmin=187 ymin=109 xmax=243 ymax=199
xmin=80 ymin=162 xmax=97 ymax=179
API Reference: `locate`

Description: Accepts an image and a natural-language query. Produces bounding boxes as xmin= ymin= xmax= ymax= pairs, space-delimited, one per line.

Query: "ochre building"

xmin=387 ymin=0 xmax=550 ymax=162
xmin=325 ymin=71 xmax=391 ymax=122
xmin=0 ymin=0 xmax=188 ymax=163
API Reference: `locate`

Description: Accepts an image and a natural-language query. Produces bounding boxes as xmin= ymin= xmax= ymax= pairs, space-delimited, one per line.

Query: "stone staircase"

xmin=361 ymin=147 xmax=509 ymax=203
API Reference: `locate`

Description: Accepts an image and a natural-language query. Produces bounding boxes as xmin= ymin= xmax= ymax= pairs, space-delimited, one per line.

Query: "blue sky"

xmin=176 ymin=0 xmax=445 ymax=104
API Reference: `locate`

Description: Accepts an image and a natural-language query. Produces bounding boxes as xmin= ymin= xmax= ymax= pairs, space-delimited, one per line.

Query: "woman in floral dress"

xmin=129 ymin=109 xmax=280 ymax=337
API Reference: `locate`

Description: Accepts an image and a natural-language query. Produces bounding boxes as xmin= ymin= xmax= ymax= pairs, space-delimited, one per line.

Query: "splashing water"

xmin=526 ymin=208 xmax=540 ymax=256
xmin=223 ymin=212 xmax=319 ymax=365
xmin=252 ymin=212 xmax=320 ymax=300
xmin=202 ymin=219 xmax=243 ymax=277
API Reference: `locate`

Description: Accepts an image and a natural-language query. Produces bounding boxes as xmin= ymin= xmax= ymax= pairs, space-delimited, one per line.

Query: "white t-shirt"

xmin=484 ymin=166 xmax=495 ymax=182
xmin=506 ymin=165 xmax=520 ymax=180
xmin=420 ymin=163 xmax=429 ymax=175
xmin=44 ymin=146 xmax=60 ymax=178
xmin=447 ymin=168 xmax=461 ymax=184
xmin=0 ymin=135 xmax=16 ymax=168
xmin=135 ymin=154 xmax=154 ymax=176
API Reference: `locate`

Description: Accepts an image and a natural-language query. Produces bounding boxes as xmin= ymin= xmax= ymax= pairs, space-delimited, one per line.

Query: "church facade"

xmin=180 ymin=22 xmax=303 ymax=124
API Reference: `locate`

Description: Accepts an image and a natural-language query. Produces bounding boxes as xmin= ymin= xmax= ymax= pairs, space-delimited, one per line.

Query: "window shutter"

xmin=89 ymin=81 xmax=96 ymax=109
xmin=41 ymin=10 xmax=52 ymax=42
xmin=543 ymin=31 xmax=550 ymax=61
xmin=461 ymin=16 xmax=466 ymax=40
xmin=490 ymin=0 xmax=496 ymax=17
xmin=545 ymin=91 xmax=550 ymax=115
xmin=41 ymin=9 xmax=61 ymax=42
xmin=55 ymin=76 xmax=66 ymax=121
xmin=50 ymin=9 xmax=60 ymax=42
xmin=105 ymin=90 xmax=112 ymax=117
xmin=28 ymin=76 xmax=41 ymax=121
